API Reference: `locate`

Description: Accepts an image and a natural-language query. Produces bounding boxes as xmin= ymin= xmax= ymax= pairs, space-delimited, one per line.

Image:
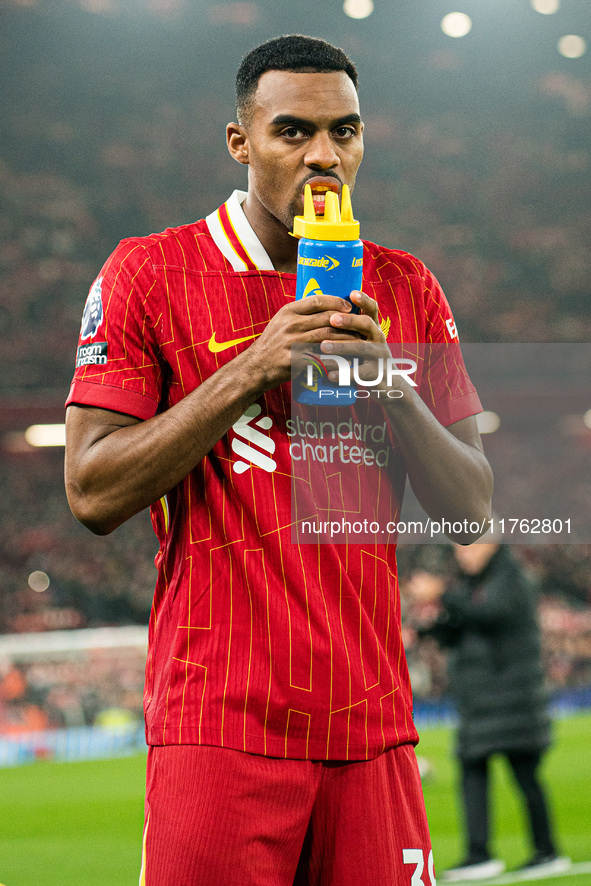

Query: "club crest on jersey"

xmin=80 ymin=276 xmax=104 ymax=340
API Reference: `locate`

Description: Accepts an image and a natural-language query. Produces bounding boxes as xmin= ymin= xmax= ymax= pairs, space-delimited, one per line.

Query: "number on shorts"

xmin=403 ymin=848 xmax=436 ymax=886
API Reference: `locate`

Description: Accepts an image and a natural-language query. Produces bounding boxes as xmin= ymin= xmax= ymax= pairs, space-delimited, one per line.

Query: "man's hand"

xmin=320 ymin=290 xmax=394 ymax=393
xmin=248 ymin=293 xmax=363 ymax=390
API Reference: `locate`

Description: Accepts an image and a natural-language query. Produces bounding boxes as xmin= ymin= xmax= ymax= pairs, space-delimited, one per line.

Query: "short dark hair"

xmin=236 ymin=35 xmax=359 ymax=124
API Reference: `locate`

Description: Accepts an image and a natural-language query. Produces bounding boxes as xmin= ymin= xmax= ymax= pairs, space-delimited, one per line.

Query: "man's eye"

xmin=281 ymin=126 xmax=306 ymax=139
xmin=334 ymin=127 xmax=356 ymax=139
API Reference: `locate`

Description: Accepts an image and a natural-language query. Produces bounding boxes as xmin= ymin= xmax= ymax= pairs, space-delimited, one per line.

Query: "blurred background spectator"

xmin=409 ymin=544 xmax=568 ymax=880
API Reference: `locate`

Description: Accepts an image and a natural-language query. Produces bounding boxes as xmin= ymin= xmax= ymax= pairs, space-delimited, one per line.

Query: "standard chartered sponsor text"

xmin=287 ymin=416 xmax=391 ymax=466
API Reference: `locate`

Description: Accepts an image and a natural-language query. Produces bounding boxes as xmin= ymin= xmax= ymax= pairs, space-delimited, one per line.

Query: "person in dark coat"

xmin=417 ymin=542 xmax=570 ymax=882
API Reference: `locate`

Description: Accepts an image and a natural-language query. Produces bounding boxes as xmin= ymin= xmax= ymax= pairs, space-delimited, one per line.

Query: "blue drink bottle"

xmin=293 ymin=184 xmax=362 ymax=405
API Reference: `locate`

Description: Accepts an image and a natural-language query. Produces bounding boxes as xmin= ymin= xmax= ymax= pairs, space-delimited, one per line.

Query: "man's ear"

xmin=227 ymin=122 xmax=249 ymax=166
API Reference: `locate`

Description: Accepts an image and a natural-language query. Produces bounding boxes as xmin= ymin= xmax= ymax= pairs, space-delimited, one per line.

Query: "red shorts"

xmin=141 ymin=743 xmax=435 ymax=886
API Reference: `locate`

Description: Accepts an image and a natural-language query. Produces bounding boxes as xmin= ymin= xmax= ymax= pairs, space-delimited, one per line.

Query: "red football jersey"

xmin=66 ymin=191 xmax=481 ymax=760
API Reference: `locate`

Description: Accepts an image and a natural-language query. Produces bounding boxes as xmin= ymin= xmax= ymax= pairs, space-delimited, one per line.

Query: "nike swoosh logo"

xmin=208 ymin=331 xmax=262 ymax=353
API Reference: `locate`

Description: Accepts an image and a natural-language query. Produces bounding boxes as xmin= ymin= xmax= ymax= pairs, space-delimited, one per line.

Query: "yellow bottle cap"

xmin=292 ymin=184 xmax=360 ymax=241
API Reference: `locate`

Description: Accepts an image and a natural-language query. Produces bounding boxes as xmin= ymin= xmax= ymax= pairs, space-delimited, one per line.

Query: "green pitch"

xmin=0 ymin=713 xmax=589 ymax=886
xmin=0 ymin=754 xmax=146 ymax=886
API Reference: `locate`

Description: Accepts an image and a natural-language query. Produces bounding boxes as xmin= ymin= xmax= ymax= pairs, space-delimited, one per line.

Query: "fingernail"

xmin=322 ymin=342 xmax=334 ymax=352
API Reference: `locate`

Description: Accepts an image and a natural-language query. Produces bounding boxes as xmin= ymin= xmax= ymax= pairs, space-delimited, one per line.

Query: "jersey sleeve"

xmin=419 ymin=263 xmax=482 ymax=426
xmin=65 ymin=239 xmax=163 ymax=420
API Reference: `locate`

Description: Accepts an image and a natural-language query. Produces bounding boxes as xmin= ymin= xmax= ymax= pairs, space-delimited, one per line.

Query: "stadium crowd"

xmin=0 ymin=647 xmax=145 ymax=734
xmin=0 ymin=449 xmax=156 ymax=638
xmin=1 ymin=63 xmax=591 ymax=398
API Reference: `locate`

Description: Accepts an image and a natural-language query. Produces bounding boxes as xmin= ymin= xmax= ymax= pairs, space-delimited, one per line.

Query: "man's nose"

xmin=304 ymin=132 xmax=339 ymax=169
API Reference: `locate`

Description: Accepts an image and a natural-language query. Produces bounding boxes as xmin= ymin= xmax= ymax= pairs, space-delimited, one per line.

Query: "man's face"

xmin=234 ymin=69 xmax=364 ymax=232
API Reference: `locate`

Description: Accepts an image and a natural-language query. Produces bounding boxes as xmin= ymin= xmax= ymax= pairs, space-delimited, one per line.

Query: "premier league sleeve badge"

xmin=76 ymin=276 xmax=108 ymax=367
xmin=80 ymin=276 xmax=104 ymax=341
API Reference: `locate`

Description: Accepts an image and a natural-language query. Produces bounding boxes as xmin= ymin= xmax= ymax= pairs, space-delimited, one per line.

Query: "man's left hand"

xmin=320 ymin=290 xmax=397 ymax=392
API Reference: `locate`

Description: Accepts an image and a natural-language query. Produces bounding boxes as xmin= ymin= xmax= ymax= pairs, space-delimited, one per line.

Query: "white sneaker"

xmin=519 ymin=854 xmax=572 ymax=875
xmin=442 ymin=858 xmax=506 ymax=881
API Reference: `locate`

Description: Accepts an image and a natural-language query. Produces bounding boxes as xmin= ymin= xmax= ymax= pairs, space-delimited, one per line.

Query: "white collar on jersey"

xmin=205 ymin=190 xmax=275 ymax=272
